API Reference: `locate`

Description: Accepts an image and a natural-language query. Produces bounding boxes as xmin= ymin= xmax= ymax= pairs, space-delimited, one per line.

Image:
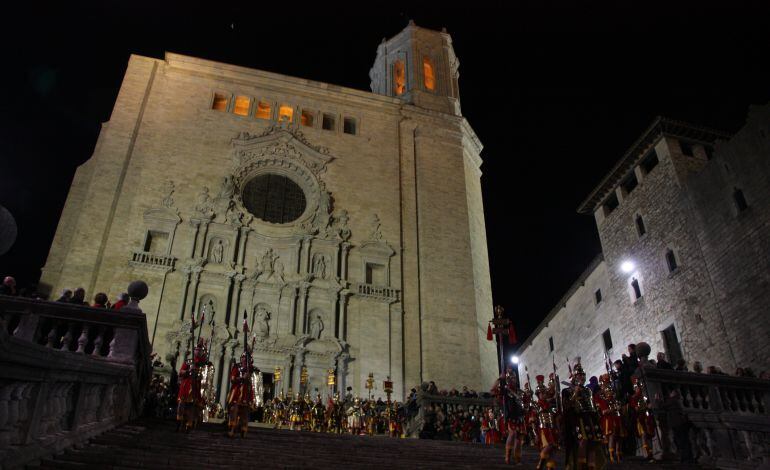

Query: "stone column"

xmin=232 ymin=274 xmax=246 ymax=326
xmin=223 ymin=271 xmax=237 ymax=327
xmin=298 ymin=283 xmax=309 ymax=335
xmin=293 ymin=350 xmax=306 ymax=395
xmin=340 ymin=242 xmax=351 ymax=280
xmin=337 ymin=352 xmax=350 ymax=398
xmin=288 ymin=286 xmax=298 ymax=336
xmin=198 ymin=222 xmax=210 ymax=259
xmin=339 ymin=289 xmax=350 ymax=342
xmin=330 ymin=290 xmax=340 ymax=339
xmin=237 ymin=227 xmax=249 ymax=266
xmin=188 ymin=219 xmax=201 ymax=258
xmin=183 ymin=266 xmax=203 ymax=322
xmin=302 ymin=237 xmax=313 ymax=274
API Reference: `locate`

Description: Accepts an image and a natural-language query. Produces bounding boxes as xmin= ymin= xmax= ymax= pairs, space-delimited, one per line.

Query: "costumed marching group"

xmin=170 ymin=305 xmax=657 ymax=469
xmin=484 ymin=356 xmax=657 ymax=469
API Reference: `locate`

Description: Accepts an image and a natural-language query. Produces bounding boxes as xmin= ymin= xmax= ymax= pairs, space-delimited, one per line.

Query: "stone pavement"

xmin=27 ymin=419 xmax=711 ymax=469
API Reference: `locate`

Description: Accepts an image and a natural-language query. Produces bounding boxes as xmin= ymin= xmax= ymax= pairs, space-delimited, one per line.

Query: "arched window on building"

xmin=423 ymin=56 xmax=435 ymax=91
xmin=393 ymin=60 xmax=406 ymax=96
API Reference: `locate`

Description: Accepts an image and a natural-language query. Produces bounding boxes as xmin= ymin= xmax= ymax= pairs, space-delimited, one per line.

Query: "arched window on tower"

xmin=393 ymin=60 xmax=406 ymax=96
xmin=423 ymin=56 xmax=435 ymax=91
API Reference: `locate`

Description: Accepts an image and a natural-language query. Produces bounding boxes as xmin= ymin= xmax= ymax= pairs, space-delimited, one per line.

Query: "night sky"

xmin=1 ymin=3 xmax=769 ymax=349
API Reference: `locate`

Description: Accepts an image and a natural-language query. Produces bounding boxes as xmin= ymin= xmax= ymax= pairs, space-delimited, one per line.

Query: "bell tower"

xmin=369 ymin=21 xmax=461 ymax=116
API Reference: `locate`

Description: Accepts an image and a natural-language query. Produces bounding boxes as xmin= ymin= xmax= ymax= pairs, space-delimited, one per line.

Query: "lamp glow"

xmin=511 ymin=355 xmax=519 ymax=365
xmin=621 ymin=261 xmax=635 ymax=273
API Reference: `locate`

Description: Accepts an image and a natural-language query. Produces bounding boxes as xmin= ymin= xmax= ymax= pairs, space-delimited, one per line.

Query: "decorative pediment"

xmin=230 ymin=125 xmax=334 ymax=177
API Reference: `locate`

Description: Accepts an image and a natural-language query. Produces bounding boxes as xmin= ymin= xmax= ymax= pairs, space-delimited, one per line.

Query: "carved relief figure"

xmin=273 ymin=257 xmax=285 ymax=283
xmin=253 ymin=305 xmax=270 ymax=341
xmin=210 ymin=240 xmax=224 ymax=264
xmin=309 ymin=312 xmax=324 ymax=339
xmin=314 ymin=190 xmax=332 ymax=233
xmin=261 ymin=248 xmax=276 ymax=277
xmin=195 ymin=187 xmax=215 ymax=217
xmin=218 ymin=175 xmax=235 ymax=200
xmin=226 ymin=200 xmax=243 ymax=225
xmin=335 ymin=210 xmax=351 ymax=241
xmin=369 ymin=214 xmax=383 ymax=241
xmin=162 ymin=180 xmax=175 ymax=208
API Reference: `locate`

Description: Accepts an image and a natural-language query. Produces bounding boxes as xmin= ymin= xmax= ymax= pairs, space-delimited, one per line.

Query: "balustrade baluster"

xmin=45 ymin=322 xmax=59 ymax=348
xmin=92 ymin=327 xmax=105 ymax=356
xmin=60 ymin=322 xmax=75 ymax=351
xmin=76 ymin=325 xmax=90 ymax=353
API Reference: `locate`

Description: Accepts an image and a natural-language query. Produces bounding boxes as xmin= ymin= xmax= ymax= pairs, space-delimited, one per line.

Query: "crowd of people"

xmin=0 ymin=274 xmax=130 ymax=310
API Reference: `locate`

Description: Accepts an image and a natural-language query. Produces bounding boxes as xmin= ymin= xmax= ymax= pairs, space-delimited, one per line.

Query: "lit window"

xmin=635 ymin=214 xmax=646 ymax=237
xmin=278 ymin=105 xmax=293 ymax=123
xmin=423 ymin=56 xmax=435 ymax=91
xmin=212 ymin=93 xmax=228 ymax=112
xmin=255 ymin=101 xmax=271 ymax=120
xmin=343 ymin=117 xmax=356 ymax=135
xmin=665 ymin=249 xmax=678 ymax=272
xmin=393 ymin=60 xmax=406 ymax=96
xmin=322 ymin=113 xmax=336 ymax=131
xmin=301 ymin=110 xmax=314 ymax=127
xmin=233 ymin=96 xmax=250 ymax=116
xmin=733 ymin=188 xmax=748 ymax=212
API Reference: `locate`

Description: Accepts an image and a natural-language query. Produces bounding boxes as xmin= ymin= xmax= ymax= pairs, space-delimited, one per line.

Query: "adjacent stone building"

xmin=517 ymin=105 xmax=770 ymax=381
xmin=40 ymin=22 xmax=498 ymax=404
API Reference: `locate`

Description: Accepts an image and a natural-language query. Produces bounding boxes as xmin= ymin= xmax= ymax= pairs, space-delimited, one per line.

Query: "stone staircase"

xmin=27 ymin=419 xmax=708 ymax=469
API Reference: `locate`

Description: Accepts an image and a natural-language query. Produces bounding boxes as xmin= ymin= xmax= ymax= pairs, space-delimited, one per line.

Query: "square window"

xmin=301 ymin=110 xmax=314 ymax=127
xmin=278 ymin=105 xmax=293 ymax=123
xmin=144 ymin=231 xmax=169 ymax=254
xmin=343 ymin=117 xmax=357 ymax=135
xmin=621 ymin=172 xmax=638 ymax=194
xmin=322 ymin=113 xmax=336 ymax=131
xmin=680 ymin=141 xmax=694 ymax=156
xmin=602 ymin=328 xmax=613 ymax=351
xmin=212 ymin=93 xmax=228 ymax=112
xmin=233 ymin=96 xmax=250 ymax=116
xmin=640 ymin=150 xmax=659 ymax=174
xmin=603 ymin=192 xmax=619 ymax=214
xmin=255 ymin=101 xmax=271 ymax=120
xmin=365 ymin=263 xmax=385 ymax=285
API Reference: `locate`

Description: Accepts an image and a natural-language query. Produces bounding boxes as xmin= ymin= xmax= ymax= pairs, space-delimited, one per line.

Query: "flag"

xmin=486 ymin=323 xmax=493 ymax=341
xmin=508 ymin=323 xmax=517 ymax=344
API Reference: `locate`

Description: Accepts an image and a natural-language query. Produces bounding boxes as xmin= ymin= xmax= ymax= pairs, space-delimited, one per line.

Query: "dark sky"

xmin=1 ymin=3 xmax=769 ymax=348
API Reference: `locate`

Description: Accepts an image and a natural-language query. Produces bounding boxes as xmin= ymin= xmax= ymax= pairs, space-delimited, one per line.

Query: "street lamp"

xmin=621 ymin=260 xmax=635 ymax=273
xmin=511 ymin=355 xmax=519 ymax=365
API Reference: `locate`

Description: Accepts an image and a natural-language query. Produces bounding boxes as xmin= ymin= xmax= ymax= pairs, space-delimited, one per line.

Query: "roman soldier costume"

xmin=311 ymin=394 xmax=326 ymax=432
xmin=565 ymin=360 xmax=605 ymax=470
xmin=226 ymin=351 xmax=256 ymax=437
xmin=176 ymin=357 xmax=200 ymax=431
xmin=594 ymin=373 xmax=623 ymax=463
xmin=629 ymin=376 xmax=655 ymax=461
xmin=289 ymin=392 xmax=305 ymax=431
xmin=534 ymin=375 xmax=558 ymax=470
xmin=346 ymin=397 xmax=364 ymax=435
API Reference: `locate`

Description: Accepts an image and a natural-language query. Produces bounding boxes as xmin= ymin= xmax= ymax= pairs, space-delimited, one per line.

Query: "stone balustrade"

xmin=130 ymin=250 xmax=176 ymax=270
xmin=352 ymin=283 xmax=400 ymax=302
xmin=641 ymin=365 xmax=770 ymax=468
xmin=0 ymin=295 xmax=151 ymax=469
xmin=405 ymin=391 xmax=494 ymax=437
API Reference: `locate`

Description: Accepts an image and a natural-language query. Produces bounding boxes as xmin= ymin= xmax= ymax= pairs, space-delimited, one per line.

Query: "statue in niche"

xmin=252 ymin=305 xmax=270 ymax=341
xmin=218 ymin=175 xmax=235 ymax=200
xmin=309 ymin=312 xmax=324 ymax=340
xmin=369 ymin=214 xmax=383 ymax=241
xmin=314 ymin=255 xmax=327 ymax=279
xmin=161 ymin=180 xmax=175 ymax=208
xmin=195 ymin=187 xmax=215 ymax=218
xmin=210 ymin=240 xmax=224 ymax=264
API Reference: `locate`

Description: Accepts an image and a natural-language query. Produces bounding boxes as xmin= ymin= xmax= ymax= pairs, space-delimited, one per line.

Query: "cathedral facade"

xmin=40 ymin=23 xmax=498 ymax=403
xmin=517 ymin=105 xmax=770 ymax=381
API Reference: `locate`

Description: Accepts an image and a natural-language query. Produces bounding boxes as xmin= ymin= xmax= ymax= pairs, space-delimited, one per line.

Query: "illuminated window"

xmin=322 ymin=113 xmax=335 ymax=131
xmin=278 ymin=105 xmax=293 ymax=123
xmin=255 ymin=101 xmax=271 ymax=120
xmin=423 ymin=56 xmax=435 ymax=91
xmin=393 ymin=60 xmax=406 ymax=96
xmin=212 ymin=93 xmax=228 ymax=112
xmin=343 ymin=117 xmax=356 ymax=135
xmin=301 ymin=110 xmax=314 ymax=127
xmin=233 ymin=96 xmax=250 ymax=116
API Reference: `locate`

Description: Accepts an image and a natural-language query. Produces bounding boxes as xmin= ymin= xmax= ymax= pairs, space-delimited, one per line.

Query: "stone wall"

xmin=518 ymin=105 xmax=770 ymax=381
